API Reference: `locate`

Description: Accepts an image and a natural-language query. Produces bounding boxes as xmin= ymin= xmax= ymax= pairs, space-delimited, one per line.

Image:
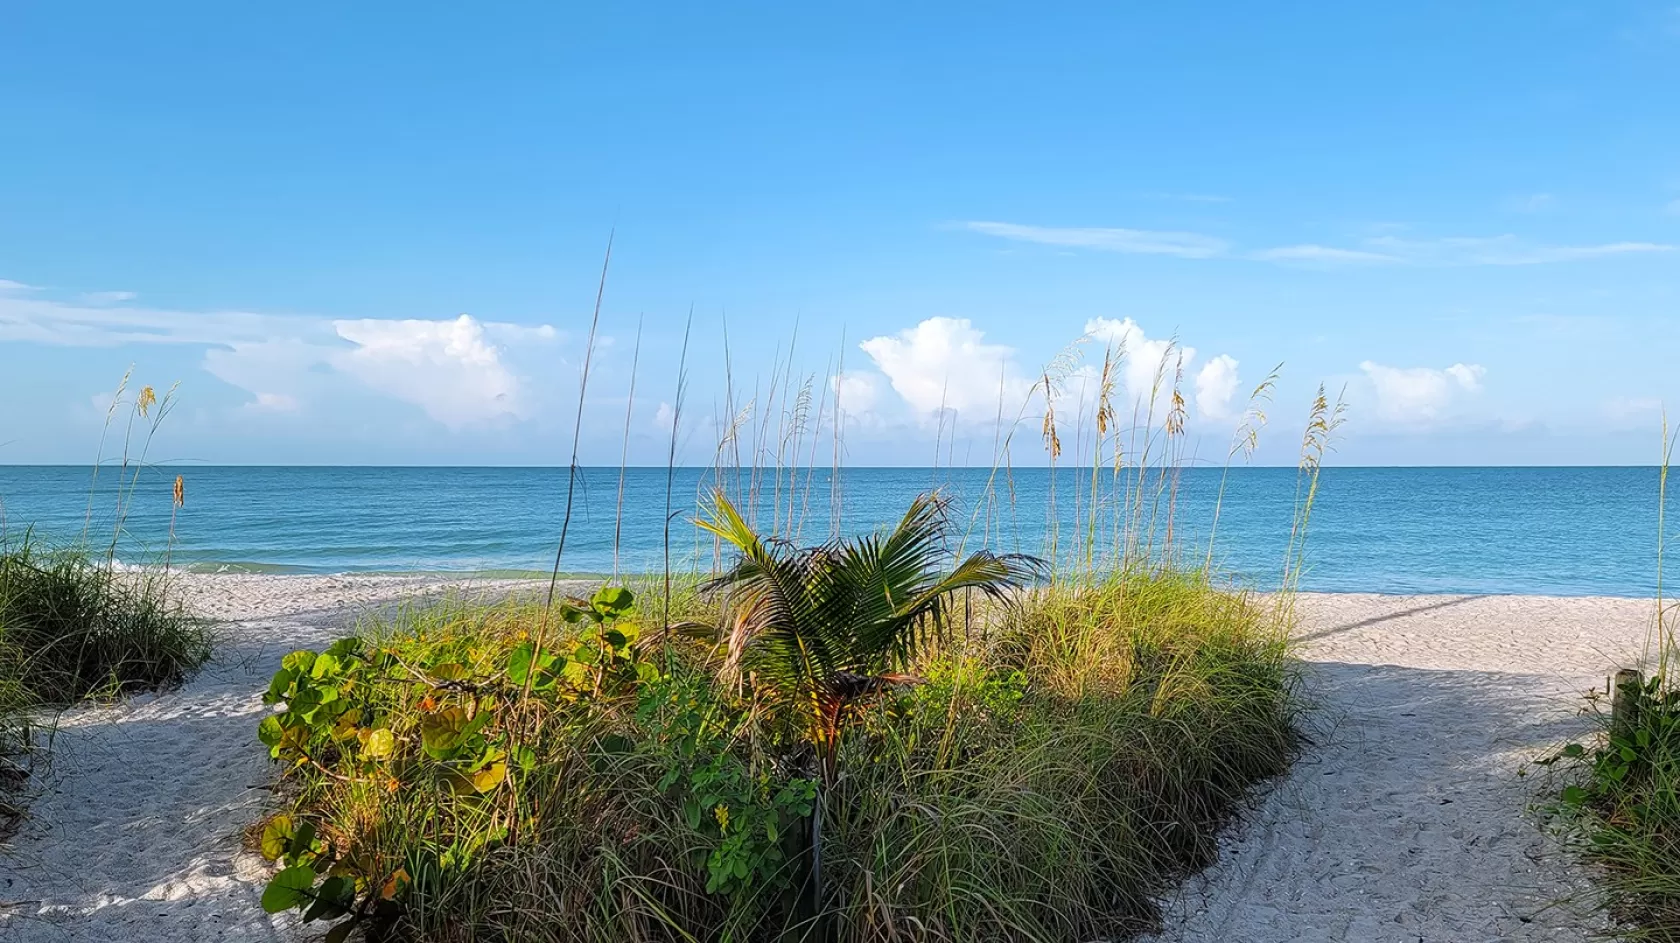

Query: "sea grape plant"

xmin=255 ymin=586 xmax=647 ymax=938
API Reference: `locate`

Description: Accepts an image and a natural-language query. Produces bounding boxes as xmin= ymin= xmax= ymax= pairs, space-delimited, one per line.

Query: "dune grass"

xmin=0 ymin=375 xmax=211 ymax=829
xmin=1541 ymin=430 xmax=1680 ymax=940
xmin=0 ymin=540 xmax=210 ymax=709
xmin=252 ymin=558 xmax=1297 ymax=942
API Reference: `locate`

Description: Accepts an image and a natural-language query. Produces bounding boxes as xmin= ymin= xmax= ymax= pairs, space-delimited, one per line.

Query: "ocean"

xmin=0 ymin=465 xmax=1670 ymax=597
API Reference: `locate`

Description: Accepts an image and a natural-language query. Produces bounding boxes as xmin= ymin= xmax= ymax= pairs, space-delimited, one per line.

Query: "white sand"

xmin=0 ymin=579 xmax=1657 ymax=942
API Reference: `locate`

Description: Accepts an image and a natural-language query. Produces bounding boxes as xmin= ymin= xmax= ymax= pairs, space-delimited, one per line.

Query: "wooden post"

xmin=1612 ymin=668 xmax=1644 ymax=739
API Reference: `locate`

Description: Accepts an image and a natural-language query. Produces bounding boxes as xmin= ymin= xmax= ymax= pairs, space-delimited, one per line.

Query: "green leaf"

xmin=282 ymin=650 xmax=318 ymax=675
xmin=512 ymin=744 xmax=536 ymax=771
xmin=325 ymin=637 xmax=361 ymax=659
xmin=1561 ymin=743 xmax=1586 ymax=759
xmin=310 ymin=653 xmax=341 ymax=680
xmin=258 ymin=715 xmax=286 ymax=749
xmin=592 ymin=586 xmax=634 ymax=618
xmin=264 ymin=667 xmax=297 ymax=705
xmin=302 ymin=876 xmax=353 ymax=922
xmin=1562 ymin=785 xmax=1590 ymax=805
xmin=420 ymin=707 xmax=489 ymax=760
xmin=429 ymin=662 xmax=467 ymax=682
xmin=507 ymin=642 xmax=559 ymax=688
xmin=261 ymin=865 xmax=316 ymax=914
xmin=324 ymin=920 xmax=356 ymax=943
xmin=288 ymin=820 xmax=318 ymax=860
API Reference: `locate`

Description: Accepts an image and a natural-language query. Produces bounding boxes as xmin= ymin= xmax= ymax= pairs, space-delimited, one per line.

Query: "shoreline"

xmin=0 ymin=574 xmax=1656 ymax=941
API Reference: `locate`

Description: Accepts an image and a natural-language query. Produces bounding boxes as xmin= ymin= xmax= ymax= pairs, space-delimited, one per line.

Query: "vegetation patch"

xmin=0 ymin=539 xmax=211 ymax=830
xmin=255 ymin=494 xmax=1299 ymax=942
xmin=1543 ymin=668 xmax=1680 ymax=941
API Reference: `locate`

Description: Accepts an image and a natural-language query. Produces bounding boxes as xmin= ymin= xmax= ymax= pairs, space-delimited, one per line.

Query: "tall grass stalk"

xmin=613 ymin=317 xmax=645 ymax=580
xmin=532 ymin=233 xmax=613 ymax=699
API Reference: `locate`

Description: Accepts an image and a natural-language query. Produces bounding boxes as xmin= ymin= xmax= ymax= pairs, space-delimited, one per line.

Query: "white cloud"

xmin=1506 ymin=193 xmax=1555 ymax=213
xmin=1083 ymin=317 xmax=1195 ymax=410
xmin=1249 ymin=245 xmax=1399 ymax=265
xmin=330 ymin=315 xmax=526 ymax=430
xmin=0 ymin=279 xmax=36 ymax=293
xmin=955 ymin=223 xmax=1672 ymax=269
xmin=859 ymin=317 xmax=1030 ymax=417
xmin=832 ymin=371 xmax=881 ymax=417
xmin=1195 ymin=354 xmax=1241 ymax=421
xmin=0 ymin=285 xmax=560 ymax=429
xmin=1360 ymin=360 xmax=1486 ymax=425
xmin=963 ymin=221 xmax=1229 ymax=259
xmin=247 ymin=392 xmax=300 ymax=412
xmin=1604 ymin=396 xmax=1663 ymax=425
xmin=653 ymin=401 xmax=676 ymax=432
xmin=1362 ymin=235 xmax=1671 ymax=266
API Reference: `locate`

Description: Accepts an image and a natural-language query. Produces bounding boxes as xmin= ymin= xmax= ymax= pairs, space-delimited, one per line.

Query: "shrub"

xmin=255 ymin=564 xmax=1298 ymax=942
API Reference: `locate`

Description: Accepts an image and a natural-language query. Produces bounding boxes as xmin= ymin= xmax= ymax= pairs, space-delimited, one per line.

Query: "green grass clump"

xmin=254 ymin=567 xmax=1297 ymax=943
xmin=0 ymin=541 xmax=211 ymax=710
xmin=1543 ymin=671 xmax=1680 ymax=940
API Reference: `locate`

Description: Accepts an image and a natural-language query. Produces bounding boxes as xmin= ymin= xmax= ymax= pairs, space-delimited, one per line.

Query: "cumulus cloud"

xmin=1194 ymin=355 xmax=1241 ymax=420
xmin=331 ymin=315 xmax=526 ymax=429
xmin=859 ymin=317 xmax=1030 ymax=417
xmin=832 ymin=371 xmax=881 ymax=418
xmin=1084 ymin=317 xmax=1193 ymax=407
xmin=963 ymin=222 xmax=1229 ymax=259
xmin=653 ymin=401 xmax=676 ymax=433
xmin=1360 ymin=360 xmax=1486 ymax=424
xmin=1 ymin=280 xmax=558 ymax=429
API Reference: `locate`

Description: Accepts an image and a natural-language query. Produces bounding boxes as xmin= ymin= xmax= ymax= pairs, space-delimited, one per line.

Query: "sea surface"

xmin=0 ymin=465 xmax=1672 ymax=597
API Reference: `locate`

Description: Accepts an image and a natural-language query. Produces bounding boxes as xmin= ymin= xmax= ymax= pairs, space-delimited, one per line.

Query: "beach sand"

xmin=0 ymin=577 xmax=1656 ymax=942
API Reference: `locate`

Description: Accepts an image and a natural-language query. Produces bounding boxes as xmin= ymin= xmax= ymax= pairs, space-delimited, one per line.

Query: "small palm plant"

xmin=698 ymin=489 xmax=1042 ymax=782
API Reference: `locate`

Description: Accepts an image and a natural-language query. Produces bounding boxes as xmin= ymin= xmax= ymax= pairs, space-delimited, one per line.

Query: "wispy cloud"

xmin=1138 ymin=192 xmax=1233 ymax=204
xmin=82 ymin=290 xmax=138 ymax=304
xmin=1504 ymin=193 xmax=1555 ymax=213
xmin=962 ymin=221 xmax=1230 ymax=259
xmin=1248 ymin=244 xmax=1400 ymax=265
xmin=1364 ymin=235 xmax=1672 ymax=266
xmin=963 ymin=221 xmax=1674 ymax=268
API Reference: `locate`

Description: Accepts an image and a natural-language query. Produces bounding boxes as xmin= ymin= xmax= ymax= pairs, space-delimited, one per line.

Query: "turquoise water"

xmin=0 ymin=465 xmax=1671 ymax=596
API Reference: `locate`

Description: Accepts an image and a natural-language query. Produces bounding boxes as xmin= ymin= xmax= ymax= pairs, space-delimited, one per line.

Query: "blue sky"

xmin=2 ymin=1 xmax=1677 ymax=467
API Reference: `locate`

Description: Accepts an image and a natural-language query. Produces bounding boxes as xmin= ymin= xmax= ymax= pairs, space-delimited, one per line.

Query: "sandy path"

xmin=0 ymin=580 xmax=1657 ymax=941
xmin=0 ymin=575 xmax=542 ymax=942
xmin=1152 ymin=593 xmax=1654 ymax=943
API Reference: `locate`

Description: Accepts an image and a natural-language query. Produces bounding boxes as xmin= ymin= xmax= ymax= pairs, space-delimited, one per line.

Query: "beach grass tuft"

xmin=1538 ymin=418 xmax=1680 ymax=939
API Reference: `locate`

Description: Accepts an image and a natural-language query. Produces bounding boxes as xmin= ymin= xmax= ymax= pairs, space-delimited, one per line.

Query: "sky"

xmin=2 ymin=1 xmax=1678 ymax=467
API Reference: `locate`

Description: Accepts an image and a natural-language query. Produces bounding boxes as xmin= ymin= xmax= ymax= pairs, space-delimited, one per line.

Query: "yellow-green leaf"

xmin=363 ymin=728 xmax=395 ymax=759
